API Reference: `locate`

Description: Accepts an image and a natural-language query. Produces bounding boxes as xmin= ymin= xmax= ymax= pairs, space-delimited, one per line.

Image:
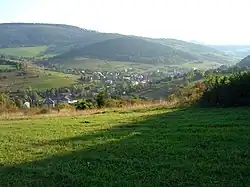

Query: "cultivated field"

xmin=0 ymin=107 xmax=249 ymax=186
xmin=0 ymin=69 xmax=79 ymax=91
xmin=182 ymin=61 xmax=223 ymax=70
xmin=58 ymin=57 xmax=159 ymax=72
xmin=0 ymin=65 xmax=16 ymax=70
xmin=0 ymin=46 xmax=48 ymax=58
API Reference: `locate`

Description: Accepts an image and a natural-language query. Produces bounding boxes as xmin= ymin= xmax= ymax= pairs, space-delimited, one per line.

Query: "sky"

xmin=1 ymin=0 xmax=250 ymax=45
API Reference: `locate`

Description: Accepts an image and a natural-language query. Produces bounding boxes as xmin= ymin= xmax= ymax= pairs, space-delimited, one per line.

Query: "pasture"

xmin=0 ymin=107 xmax=249 ymax=186
xmin=0 ymin=65 xmax=16 ymax=70
xmin=0 ymin=46 xmax=48 ymax=58
xmin=58 ymin=57 xmax=158 ymax=72
xmin=0 ymin=69 xmax=79 ymax=91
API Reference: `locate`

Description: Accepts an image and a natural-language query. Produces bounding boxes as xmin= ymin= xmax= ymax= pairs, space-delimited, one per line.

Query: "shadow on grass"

xmin=0 ymin=108 xmax=250 ymax=186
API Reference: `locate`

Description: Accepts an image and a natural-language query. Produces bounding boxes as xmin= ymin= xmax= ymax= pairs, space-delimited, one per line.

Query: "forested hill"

xmin=237 ymin=55 xmax=250 ymax=67
xmin=149 ymin=38 xmax=235 ymax=64
xmin=54 ymin=36 xmax=197 ymax=64
xmin=0 ymin=23 xmax=236 ymax=65
xmin=0 ymin=23 xmax=120 ymax=48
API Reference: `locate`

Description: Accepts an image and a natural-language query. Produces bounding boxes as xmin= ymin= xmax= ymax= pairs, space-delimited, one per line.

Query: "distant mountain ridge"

xmin=210 ymin=45 xmax=250 ymax=58
xmin=0 ymin=23 xmax=236 ymax=65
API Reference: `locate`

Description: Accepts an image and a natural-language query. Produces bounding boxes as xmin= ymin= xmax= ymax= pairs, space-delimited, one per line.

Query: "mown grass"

xmin=182 ymin=61 xmax=223 ymax=70
xmin=0 ymin=46 xmax=48 ymax=58
xmin=0 ymin=65 xmax=16 ymax=70
xmin=0 ymin=107 xmax=249 ymax=186
xmin=0 ymin=69 xmax=79 ymax=91
xmin=58 ymin=57 xmax=158 ymax=72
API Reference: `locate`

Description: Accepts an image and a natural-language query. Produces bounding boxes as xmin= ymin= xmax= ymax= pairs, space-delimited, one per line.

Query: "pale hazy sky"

xmin=1 ymin=0 xmax=249 ymax=45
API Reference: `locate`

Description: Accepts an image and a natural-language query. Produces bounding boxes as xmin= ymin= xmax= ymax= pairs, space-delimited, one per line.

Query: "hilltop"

xmin=0 ymin=23 xmax=120 ymax=54
xmin=0 ymin=23 xmax=237 ymax=68
xmin=150 ymin=38 xmax=234 ymax=64
xmin=55 ymin=36 xmax=197 ymax=64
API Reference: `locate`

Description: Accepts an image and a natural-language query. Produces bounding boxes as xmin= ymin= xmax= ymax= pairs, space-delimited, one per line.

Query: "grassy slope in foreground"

xmin=0 ymin=107 xmax=249 ymax=186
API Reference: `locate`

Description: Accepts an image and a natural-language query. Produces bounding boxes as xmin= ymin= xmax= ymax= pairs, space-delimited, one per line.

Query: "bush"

xmin=96 ymin=91 xmax=105 ymax=108
xmin=0 ymin=93 xmax=18 ymax=114
xmin=36 ymin=108 xmax=50 ymax=114
xmin=75 ymin=100 xmax=92 ymax=110
xmin=199 ymin=71 xmax=250 ymax=107
xmin=166 ymin=82 xmax=206 ymax=107
xmin=105 ymin=98 xmax=141 ymax=108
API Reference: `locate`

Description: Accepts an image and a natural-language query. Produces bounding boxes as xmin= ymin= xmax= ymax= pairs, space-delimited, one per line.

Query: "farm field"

xmin=181 ymin=61 xmax=223 ymax=70
xmin=0 ymin=64 xmax=16 ymax=69
xmin=0 ymin=46 xmax=48 ymax=58
xmin=0 ymin=69 xmax=79 ymax=91
xmin=0 ymin=107 xmax=249 ymax=186
xmin=138 ymin=79 xmax=184 ymax=99
xmin=57 ymin=57 xmax=159 ymax=72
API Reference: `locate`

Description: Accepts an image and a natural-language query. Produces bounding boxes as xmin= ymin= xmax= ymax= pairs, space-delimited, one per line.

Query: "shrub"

xmin=0 ymin=93 xmax=18 ymax=114
xmin=75 ymin=100 xmax=92 ymax=110
xmin=96 ymin=91 xmax=105 ymax=108
xmin=166 ymin=81 xmax=206 ymax=107
xmin=36 ymin=108 xmax=50 ymax=114
xmin=105 ymin=98 xmax=141 ymax=108
xmin=199 ymin=71 xmax=250 ymax=107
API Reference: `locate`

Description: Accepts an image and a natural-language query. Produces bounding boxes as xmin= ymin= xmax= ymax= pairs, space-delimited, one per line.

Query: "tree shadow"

xmin=0 ymin=108 xmax=249 ymax=186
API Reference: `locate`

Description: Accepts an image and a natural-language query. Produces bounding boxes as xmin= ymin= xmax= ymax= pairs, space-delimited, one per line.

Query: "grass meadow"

xmin=0 ymin=65 xmax=16 ymax=70
xmin=0 ymin=107 xmax=249 ymax=186
xmin=0 ymin=68 xmax=79 ymax=91
xmin=0 ymin=46 xmax=48 ymax=58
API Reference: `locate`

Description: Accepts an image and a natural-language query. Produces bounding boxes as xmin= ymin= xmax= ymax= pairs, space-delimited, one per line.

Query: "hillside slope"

xmin=237 ymin=55 xmax=250 ymax=67
xmin=149 ymin=38 xmax=236 ymax=64
xmin=0 ymin=23 xmax=236 ymax=65
xmin=0 ymin=23 xmax=120 ymax=53
xmin=0 ymin=107 xmax=249 ymax=186
xmin=55 ymin=36 xmax=197 ymax=64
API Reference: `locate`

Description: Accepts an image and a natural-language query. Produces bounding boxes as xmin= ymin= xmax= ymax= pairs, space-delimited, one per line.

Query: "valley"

xmin=0 ymin=23 xmax=244 ymax=102
xmin=0 ymin=12 xmax=250 ymax=187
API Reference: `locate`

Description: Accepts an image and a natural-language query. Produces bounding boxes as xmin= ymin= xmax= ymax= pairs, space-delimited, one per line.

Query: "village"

xmin=34 ymin=66 xmax=202 ymax=108
xmin=11 ymin=65 xmax=194 ymax=108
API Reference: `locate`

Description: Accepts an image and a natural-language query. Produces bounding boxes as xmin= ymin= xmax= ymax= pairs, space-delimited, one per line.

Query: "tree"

xmin=31 ymin=91 xmax=41 ymax=106
xmin=96 ymin=90 xmax=105 ymax=107
xmin=14 ymin=97 xmax=23 ymax=108
xmin=0 ymin=93 xmax=16 ymax=110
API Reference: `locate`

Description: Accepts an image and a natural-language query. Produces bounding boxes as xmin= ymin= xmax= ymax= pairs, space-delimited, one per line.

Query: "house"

xmin=68 ymin=100 xmax=78 ymax=104
xmin=132 ymin=81 xmax=139 ymax=86
xmin=23 ymin=101 xmax=30 ymax=108
xmin=43 ymin=98 xmax=55 ymax=108
xmin=59 ymin=95 xmax=78 ymax=105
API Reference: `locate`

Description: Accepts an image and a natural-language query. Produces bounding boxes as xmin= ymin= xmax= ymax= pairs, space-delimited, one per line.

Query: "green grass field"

xmin=0 ymin=69 xmax=79 ymax=91
xmin=138 ymin=79 xmax=183 ymax=99
xmin=0 ymin=65 xmax=16 ymax=70
xmin=182 ymin=61 xmax=223 ymax=70
xmin=53 ymin=56 xmax=229 ymax=72
xmin=0 ymin=107 xmax=249 ymax=186
xmin=58 ymin=57 xmax=158 ymax=72
xmin=0 ymin=46 xmax=48 ymax=58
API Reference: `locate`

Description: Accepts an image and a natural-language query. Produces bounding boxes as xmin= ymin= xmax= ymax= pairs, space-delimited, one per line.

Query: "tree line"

xmin=199 ymin=71 xmax=250 ymax=107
